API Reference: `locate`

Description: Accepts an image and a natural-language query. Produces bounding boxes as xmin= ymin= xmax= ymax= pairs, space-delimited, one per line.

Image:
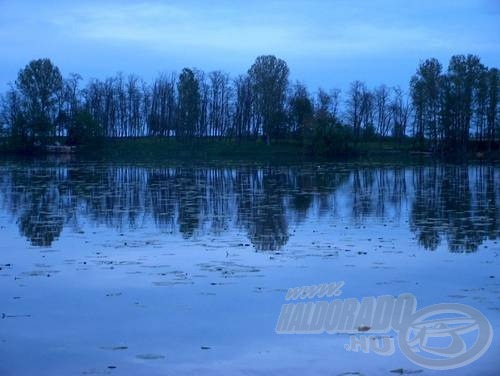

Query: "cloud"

xmin=48 ymin=2 xmax=299 ymax=54
xmin=0 ymin=0 xmax=498 ymax=91
xmin=43 ymin=0 xmax=498 ymax=60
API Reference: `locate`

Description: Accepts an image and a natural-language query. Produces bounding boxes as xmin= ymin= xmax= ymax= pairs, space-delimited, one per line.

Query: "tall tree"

xmin=196 ymin=70 xmax=210 ymax=137
xmin=15 ymin=58 xmax=63 ymax=146
xmin=359 ymin=87 xmax=374 ymax=137
xmin=410 ymin=58 xmax=442 ymax=150
xmin=233 ymin=74 xmax=254 ymax=139
xmin=486 ymin=68 xmax=499 ymax=151
xmin=149 ymin=73 xmax=177 ymax=137
xmin=346 ymin=81 xmax=365 ymax=141
xmin=1 ymin=85 xmax=24 ymax=141
xmin=374 ymin=85 xmax=391 ymax=137
xmin=390 ymin=87 xmax=411 ymax=143
xmin=443 ymin=54 xmax=485 ymax=152
xmin=208 ymin=71 xmax=232 ymax=137
xmin=289 ymin=82 xmax=313 ymax=137
xmin=248 ymin=55 xmax=289 ymax=143
xmin=177 ymin=68 xmax=200 ymax=138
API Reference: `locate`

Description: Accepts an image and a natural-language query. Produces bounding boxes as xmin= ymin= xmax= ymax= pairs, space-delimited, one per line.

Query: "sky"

xmin=0 ymin=0 xmax=499 ymax=93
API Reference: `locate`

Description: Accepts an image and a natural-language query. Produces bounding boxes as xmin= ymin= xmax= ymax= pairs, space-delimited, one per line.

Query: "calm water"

xmin=0 ymin=158 xmax=499 ymax=375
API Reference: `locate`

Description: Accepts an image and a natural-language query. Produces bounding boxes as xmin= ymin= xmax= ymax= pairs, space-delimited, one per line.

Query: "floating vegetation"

xmin=99 ymin=346 xmax=128 ymax=351
xmin=135 ymin=354 xmax=165 ymax=360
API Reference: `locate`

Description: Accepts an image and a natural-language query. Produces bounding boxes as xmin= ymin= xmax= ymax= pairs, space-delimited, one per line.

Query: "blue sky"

xmin=1 ymin=0 xmax=499 ymax=92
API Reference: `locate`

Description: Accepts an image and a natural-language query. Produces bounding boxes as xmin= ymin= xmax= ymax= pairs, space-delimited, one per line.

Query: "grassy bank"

xmin=77 ymin=137 xmax=421 ymax=161
xmin=84 ymin=138 xmax=309 ymax=160
xmin=1 ymin=136 xmax=497 ymax=162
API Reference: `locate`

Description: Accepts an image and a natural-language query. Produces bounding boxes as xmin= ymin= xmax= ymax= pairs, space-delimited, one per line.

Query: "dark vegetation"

xmin=1 ymin=55 xmax=499 ymax=157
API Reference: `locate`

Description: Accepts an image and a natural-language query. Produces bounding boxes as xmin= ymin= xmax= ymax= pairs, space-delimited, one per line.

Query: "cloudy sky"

xmin=0 ymin=0 xmax=499 ymax=92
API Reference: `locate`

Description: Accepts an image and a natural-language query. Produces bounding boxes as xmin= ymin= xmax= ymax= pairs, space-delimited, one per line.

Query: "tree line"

xmin=1 ymin=54 xmax=499 ymax=154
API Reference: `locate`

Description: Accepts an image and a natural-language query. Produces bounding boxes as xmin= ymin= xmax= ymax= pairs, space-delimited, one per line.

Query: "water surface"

xmin=0 ymin=159 xmax=499 ymax=375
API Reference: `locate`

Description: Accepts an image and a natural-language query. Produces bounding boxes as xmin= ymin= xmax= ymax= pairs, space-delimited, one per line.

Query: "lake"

xmin=0 ymin=158 xmax=499 ymax=375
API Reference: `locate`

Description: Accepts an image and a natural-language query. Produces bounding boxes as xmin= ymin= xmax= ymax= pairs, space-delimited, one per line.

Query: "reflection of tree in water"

xmin=67 ymin=166 xmax=149 ymax=230
xmin=410 ymin=165 xmax=500 ymax=252
xmin=19 ymin=196 xmax=64 ymax=247
xmin=389 ymin=167 xmax=407 ymax=220
xmin=148 ymin=168 xmax=177 ymax=232
xmin=481 ymin=167 xmax=500 ymax=241
xmin=0 ymin=162 xmax=499 ymax=252
xmin=288 ymin=167 xmax=349 ymax=223
xmin=352 ymin=168 xmax=375 ymax=221
xmin=8 ymin=168 xmax=65 ymax=246
xmin=410 ymin=166 xmax=442 ymax=250
xmin=176 ymin=169 xmax=204 ymax=238
xmin=442 ymin=167 xmax=481 ymax=251
xmin=289 ymin=169 xmax=315 ymax=221
xmin=234 ymin=168 xmax=288 ymax=251
xmin=203 ymin=168 xmax=234 ymax=235
xmin=149 ymin=167 xmax=235 ymax=237
xmin=351 ymin=167 xmax=407 ymax=224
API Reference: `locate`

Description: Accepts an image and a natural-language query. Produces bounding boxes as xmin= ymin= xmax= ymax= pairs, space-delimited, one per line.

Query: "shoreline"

xmin=1 ymin=137 xmax=498 ymax=162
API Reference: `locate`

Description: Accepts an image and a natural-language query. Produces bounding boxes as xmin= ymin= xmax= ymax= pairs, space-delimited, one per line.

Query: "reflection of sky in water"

xmin=0 ymin=160 xmax=499 ymax=375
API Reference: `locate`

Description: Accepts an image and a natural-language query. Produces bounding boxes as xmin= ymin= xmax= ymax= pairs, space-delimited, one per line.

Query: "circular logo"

xmin=398 ymin=303 xmax=493 ymax=370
